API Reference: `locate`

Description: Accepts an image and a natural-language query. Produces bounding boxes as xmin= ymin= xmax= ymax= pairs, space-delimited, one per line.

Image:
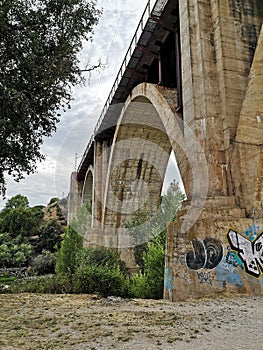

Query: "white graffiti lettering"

xmin=227 ymin=230 xmax=263 ymax=277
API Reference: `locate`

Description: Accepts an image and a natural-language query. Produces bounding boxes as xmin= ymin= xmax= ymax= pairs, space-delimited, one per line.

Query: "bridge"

xmin=68 ymin=0 xmax=263 ymax=301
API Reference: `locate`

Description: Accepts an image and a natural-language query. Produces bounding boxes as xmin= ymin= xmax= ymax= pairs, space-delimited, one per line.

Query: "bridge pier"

xmin=163 ymin=0 xmax=263 ymax=300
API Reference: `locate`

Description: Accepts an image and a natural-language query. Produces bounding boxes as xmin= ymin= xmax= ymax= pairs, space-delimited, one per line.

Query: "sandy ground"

xmin=0 ymin=293 xmax=262 ymax=350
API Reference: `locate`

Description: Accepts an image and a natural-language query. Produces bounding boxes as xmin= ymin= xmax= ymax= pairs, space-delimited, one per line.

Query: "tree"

xmin=55 ymin=226 xmax=83 ymax=278
xmin=0 ymin=194 xmax=29 ymax=218
xmin=0 ymin=0 xmax=101 ymax=195
xmin=0 ymin=195 xmax=44 ymax=239
xmin=0 ymin=232 xmax=32 ymax=267
xmin=126 ymin=181 xmax=185 ymax=298
xmin=33 ymin=220 xmax=63 ymax=254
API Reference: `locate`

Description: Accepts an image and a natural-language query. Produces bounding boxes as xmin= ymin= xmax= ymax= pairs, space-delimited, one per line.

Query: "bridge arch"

xmin=81 ymin=166 xmax=93 ymax=210
xmin=99 ymin=83 xmax=208 ymax=239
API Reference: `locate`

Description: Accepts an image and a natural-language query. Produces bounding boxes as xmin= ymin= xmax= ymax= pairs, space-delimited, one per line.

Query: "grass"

xmin=1 ymin=293 xmax=259 ymax=349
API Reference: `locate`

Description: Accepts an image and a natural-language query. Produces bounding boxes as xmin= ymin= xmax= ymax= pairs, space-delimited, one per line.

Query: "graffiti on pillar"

xmin=225 ymin=246 xmax=243 ymax=269
xmin=197 ymin=271 xmax=214 ymax=285
xmin=227 ymin=229 xmax=263 ymax=278
xmin=186 ymin=238 xmax=223 ymax=270
xmin=164 ymin=268 xmax=175 ymax=290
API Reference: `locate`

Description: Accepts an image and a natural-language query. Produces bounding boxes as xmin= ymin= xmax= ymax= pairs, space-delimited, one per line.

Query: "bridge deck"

xmin=77 ymin=0 xmax=179 ymax=181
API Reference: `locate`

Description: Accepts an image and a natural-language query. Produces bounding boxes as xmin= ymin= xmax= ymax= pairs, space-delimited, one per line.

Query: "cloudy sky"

xmin=0 ymin=0 xmax=181 ymax=209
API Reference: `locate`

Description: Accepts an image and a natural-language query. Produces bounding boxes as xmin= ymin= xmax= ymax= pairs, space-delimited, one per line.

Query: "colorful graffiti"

xmin=225 ymin=246 xmax=243 ymax=268
xmin=227 ymin=229 xmax=263 ymax=278
xmin=186 ymin=238 xmax=223 ymax=270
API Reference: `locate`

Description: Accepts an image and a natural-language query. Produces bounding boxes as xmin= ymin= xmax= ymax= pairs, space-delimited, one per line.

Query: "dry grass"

xmin=0 ymin=293 xmax=262 ymax=349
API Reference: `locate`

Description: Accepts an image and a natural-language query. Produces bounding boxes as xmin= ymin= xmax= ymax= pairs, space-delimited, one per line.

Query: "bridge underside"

xmin=68 ymin=0 xmax=263 ymax=300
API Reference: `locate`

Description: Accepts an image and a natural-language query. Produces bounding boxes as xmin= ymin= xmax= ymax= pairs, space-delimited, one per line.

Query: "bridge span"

xmin=68 ymin=0 xmax=263 ymax=301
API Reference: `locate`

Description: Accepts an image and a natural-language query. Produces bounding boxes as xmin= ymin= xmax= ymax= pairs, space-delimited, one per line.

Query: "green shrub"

xmin=55 ymin=226 xmax=83 ymax=278
xmin=7 ymin=275 xmax=72 ymax=294
xmin=128 ymin=237 xmax=165 ymax=299
xmin=128 ymin=272 xmax=147 ymax=298
xmin=76 ymin=246 xmax=127 ymax=274
xmin=30 ymin=251 xmax=56 ymax=275
xmin=142 ymin=239 xmax=165 ymax=299
xmin=73 ymin=264 xmax=128 ymax=297
xmin=73 ymin=246 xmax=128 ymax=297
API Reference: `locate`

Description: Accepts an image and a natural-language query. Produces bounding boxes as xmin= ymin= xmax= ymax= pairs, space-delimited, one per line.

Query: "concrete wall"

xmin=164 ymin=0 xmax=263 ymax=300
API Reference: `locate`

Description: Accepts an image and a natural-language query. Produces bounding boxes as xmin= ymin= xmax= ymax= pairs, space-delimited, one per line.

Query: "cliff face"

xmin=43 ymin=198 xmax=67 ymax=228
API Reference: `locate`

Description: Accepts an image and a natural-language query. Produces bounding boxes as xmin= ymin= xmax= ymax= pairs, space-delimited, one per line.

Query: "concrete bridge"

xmin=68 ymin=0 xmax=263 ymax=300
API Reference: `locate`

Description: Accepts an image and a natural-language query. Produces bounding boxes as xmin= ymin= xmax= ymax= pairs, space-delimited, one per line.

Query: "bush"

xmin=73 ymin=246 xmax=128 ymax=296
xmin=128 ymin=272 xmax=147 ymax=298
xmin=76 ymin=246 xmax=128 ymax=274
xmin=73 ymin=264 xmax=128 ymax=297
xmin=7 ymin=275 xmax=73 ymax=294
xmin=128 ymin=236 xmax=165 ymax=299
xmin=142 ymin=239 xmax=165 ymax=299
xmin=30 ymin=251 xmax=56 ymax=275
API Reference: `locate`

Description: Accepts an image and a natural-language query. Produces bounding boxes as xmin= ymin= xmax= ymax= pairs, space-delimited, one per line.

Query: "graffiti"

xmin=164 ymin=268 xmax=174 ymax=290
xmin=227 ymin=229 xmax=263 ymax=278
xmin=197 ymin=272 xmax=214 ymax=285
xmin=225 ymin=246 xmax=243 ymax=268
xmin=186 ymin=238 xmax=223 ymax=270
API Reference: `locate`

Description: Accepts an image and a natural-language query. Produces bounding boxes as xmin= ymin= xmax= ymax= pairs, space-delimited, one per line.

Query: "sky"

xmin=0 ymin=0 xmax=182 ymax=210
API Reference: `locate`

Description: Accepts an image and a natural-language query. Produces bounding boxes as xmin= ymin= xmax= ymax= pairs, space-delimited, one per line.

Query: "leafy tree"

xmin=0 ymin=0 xmax=101 ymax=196
xmin=55 ymin=226 xmax=83 ymax=278
xmin=33 ymin=220 xmax=63 ymax=254
xmin=0 ymin=194 xmax=29 ymax=218
xmin=0 ymin=207 xmax=36 ymax=238
xmin=159 ymin=180 xmax=185 ymax=225
xmin=0 ymin=195 xmax=44 ymax=239
xmin=127 ymin=181 xmax=184 ymax=298
xmin=0 ymin=232 xmax=32 ymax=267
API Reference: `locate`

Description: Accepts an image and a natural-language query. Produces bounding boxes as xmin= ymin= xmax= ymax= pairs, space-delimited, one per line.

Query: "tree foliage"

xmin=127 ymin=181 xmax=184 ymax=299
xmin=0 ymin=194 xmax=65 ymax=270
xmin=0 ymin=0 xmax=101 ymax=195
xmin=0 ymin=195 xmax=44 ymax=238
xmin=0 ymin=232 xmax=32 ymax=267
xmin=55 ymin=226 xmax=83 ymax=278
xmin=33 ymin=220 xmax=63 ymax=254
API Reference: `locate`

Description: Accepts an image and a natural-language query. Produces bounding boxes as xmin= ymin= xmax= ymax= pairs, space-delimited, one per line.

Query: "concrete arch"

xmin=81 ymin=166 xmax=93 ymax=209
xmin=101 ymin=83 xmax=208 ymax=233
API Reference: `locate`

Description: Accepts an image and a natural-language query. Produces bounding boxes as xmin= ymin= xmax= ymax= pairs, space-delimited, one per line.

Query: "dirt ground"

xmin=0 ymin=293 xmax=262 ymax=350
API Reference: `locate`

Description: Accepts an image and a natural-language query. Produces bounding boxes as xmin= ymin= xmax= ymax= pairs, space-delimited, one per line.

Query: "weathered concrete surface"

xmin=164 ymin=0 xmax=263 ymax=301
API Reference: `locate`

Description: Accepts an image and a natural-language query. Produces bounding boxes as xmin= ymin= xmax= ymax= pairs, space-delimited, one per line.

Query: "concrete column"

xmin=93 ymin=139 xmax=111 ymax=229
xmin=67 ymin=172 xmax=83 ymax=223
xmin=164 ymin=0 xmax=263 ymax=301
xmin=179 ymin=0 xmax=227 ymax=198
